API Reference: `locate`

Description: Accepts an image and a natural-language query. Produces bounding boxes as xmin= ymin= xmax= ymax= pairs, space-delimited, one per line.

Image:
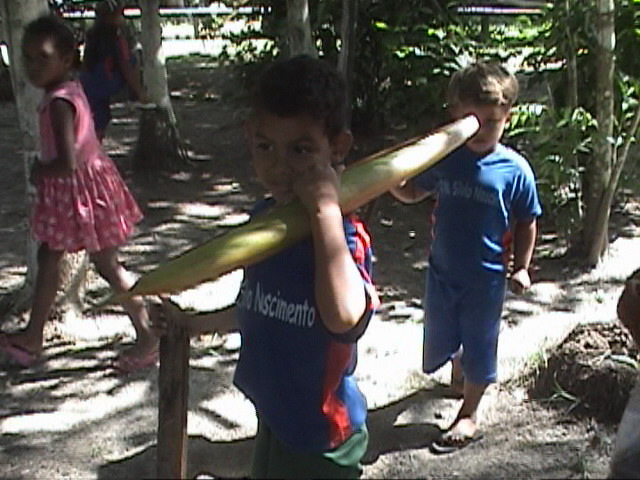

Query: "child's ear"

xmin=63 ymin=51 xmax=75 ymax=70
xmin=448 ymin=104 xmax=463 ymax=120
xmin=331 ymin=130 xmax=353 ymax=164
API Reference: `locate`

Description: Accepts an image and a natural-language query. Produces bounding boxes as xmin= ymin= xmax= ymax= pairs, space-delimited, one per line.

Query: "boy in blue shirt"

xmin=79 ymin=0 xmax=146 ymax=141
xmin=152 ymin=55 xmax=378 ymax=478
xmin=391 ymin=61 xmax=542 ymax=453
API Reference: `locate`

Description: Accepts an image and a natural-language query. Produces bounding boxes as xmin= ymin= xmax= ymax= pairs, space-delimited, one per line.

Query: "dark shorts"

xmin=85 ymin=95 xmax=111 ymax=132
xmin=79 ymin=67 xmax=127 ymax=132
xmin=251 ymin=416 xmax=368 ymax=479
xmin=422 ymin=267 xmax=506 ymax=384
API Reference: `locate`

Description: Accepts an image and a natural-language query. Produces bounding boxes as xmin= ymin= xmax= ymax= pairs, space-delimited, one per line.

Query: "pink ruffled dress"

xmin=31 ymin=80 xmax=142 ymax=253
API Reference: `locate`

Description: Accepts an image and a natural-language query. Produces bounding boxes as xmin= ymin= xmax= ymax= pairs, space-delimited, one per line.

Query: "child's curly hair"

xmin=23 ymin=14 xmax=77 ymax=59
xmin=447 ymin=61 xmax=519 ymax=109
xmin=250 ymin=55 xmax=348 ymax=139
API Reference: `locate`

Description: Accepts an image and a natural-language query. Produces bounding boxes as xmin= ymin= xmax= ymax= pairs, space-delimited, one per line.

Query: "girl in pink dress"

xmin=0 ymin=14 xmax=157 ymax=373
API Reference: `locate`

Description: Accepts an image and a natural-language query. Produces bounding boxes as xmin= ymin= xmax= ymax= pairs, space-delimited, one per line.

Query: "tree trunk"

xmin=583 ymin=0 xmax=616 ymax=266
xmin=135 ymin=0 xmax=188 ymax=173
xmin=0 ymin=42 xmax=12 ymax=101
xmin=564 ymin=0 xmax=582 ymax=218
xmin=0 ymin=0 xmax=87 ymax=322
xmin=338 ymin=0 xmax=358 ymax=127
xmin=285 ymin=0 xmax=317 ymax=58
xmin=564 ymin=1 xmax=579 ymax=111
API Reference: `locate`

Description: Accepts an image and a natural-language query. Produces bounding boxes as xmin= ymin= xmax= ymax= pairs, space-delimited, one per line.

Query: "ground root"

xmin=133 ymin=106 xmax=190 ymax=173
xmin=527 ymin=322 xmax=639 ymax=424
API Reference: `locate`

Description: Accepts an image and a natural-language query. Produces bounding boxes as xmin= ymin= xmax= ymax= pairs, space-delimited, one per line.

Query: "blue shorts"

xmin=422 ymin=267 xmax=506 ymax=384
xmin=79 ymin=66 xmax=127 ymax=132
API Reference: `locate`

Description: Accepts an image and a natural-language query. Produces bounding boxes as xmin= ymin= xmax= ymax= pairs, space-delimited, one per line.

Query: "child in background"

xmin=79 ymin=0 xmax=146 ymax=141
xmin=0 ymin=15 xmax=157 ymax=373
xmin=151 ymin=55 xmax=378 ymax=479
xmin=390 ymin=61 xmax=542 ymax=453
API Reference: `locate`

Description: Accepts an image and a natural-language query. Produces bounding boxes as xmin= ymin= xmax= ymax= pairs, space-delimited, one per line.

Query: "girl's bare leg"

xmin=91 ymin=247 xmax=157 ymax=359
xmin=5 ymin=244 xmax=64 ymax=355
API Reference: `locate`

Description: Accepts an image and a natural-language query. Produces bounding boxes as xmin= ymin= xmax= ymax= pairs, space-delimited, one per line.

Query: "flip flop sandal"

xmin=114 ymin=349 xmax=159 ymax=375
xmin=0 ymin=334 xmax=40 ymax=368
xmin=430 ymin=431 xmax=484 ymax=455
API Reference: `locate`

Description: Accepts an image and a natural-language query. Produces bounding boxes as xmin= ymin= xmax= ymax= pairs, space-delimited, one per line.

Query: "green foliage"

xmin=347 ymin=11 xmax=461 ymax=132
xmin=507 ymin=103 xmax=596 ymax=237
xmin=169 ymin=0 xmax=640 ymax=247
xmin=215 ymin=1 xmax=470 ymax=133
xmin=509 ymin=0 xmax=640 ymax=245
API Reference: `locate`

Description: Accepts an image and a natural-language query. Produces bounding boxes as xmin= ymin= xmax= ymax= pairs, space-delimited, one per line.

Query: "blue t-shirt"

xmin=80 ymin=28 xmax=131 ymax=100
xmin=233 ymin=199 xmax=377 ymax=452
xmin=414 ymin=143 xmax=542 ymax=282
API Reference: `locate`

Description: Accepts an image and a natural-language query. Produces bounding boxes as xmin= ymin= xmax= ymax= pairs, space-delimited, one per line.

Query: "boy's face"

xmin=246 ymin=111 xmax=351 ymax=204
xmin=451 ymin=103 xmax=511 ymax=154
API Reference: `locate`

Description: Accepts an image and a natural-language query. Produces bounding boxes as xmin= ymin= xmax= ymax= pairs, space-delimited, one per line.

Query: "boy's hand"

xmin=509 ymin=267 xmax=531 ymax=295
xmin=149 ymin=296 xmax=190 ymax=337
xmin=292 ymin=158 xmax=342 ymax=213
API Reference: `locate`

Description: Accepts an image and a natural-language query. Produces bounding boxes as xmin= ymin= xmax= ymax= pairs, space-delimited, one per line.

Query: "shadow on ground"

xmin=96 ymin=387 xmax=445 ymax=479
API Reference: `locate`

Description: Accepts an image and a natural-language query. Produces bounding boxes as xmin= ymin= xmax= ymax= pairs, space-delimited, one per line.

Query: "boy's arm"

xmin=309 ymin=205 xmax=370 ymax=334
xmin=115 ymin=34 xmax=147 ymax=103
xmin=292 ymin=156 xmax=371 ymax=335
xmin=510 ymin=218 xmax=537 ymax=294
xmin=190 ymin=306 xmax=238 ymax=336
xmin=151 ymin=297 xmax=238 ymax=337
xmin=390 ymin=179 xmax=432 ymax=204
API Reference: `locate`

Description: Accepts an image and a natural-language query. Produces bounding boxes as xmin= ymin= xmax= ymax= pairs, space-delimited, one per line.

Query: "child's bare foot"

xmin=431 ymin=417 xmax=484 ymax=454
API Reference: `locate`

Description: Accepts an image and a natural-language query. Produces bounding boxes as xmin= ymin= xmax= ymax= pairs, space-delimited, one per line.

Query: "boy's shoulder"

xmin=494 ymin=143 xmax=526 ymax=160
xmin=493 ymin=143 xmax=536 ymax=174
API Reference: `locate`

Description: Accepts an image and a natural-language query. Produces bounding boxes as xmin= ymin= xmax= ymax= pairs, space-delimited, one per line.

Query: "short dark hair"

xmin=96 ymin=0 xmax=124 ymax=19
xmin=23 ymin=14 xmax=76 ymax=58
xmin=447 ymin=61 xmax=519 ymax=108
xmin=250 ymin=55 xmax=348 ymax=138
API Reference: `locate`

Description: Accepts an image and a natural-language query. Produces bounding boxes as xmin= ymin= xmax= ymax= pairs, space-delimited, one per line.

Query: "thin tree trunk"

xmin=589 ymin=103 xmax=640 ymax=265
xmin=285 ymin=0 xmax=317 ymax=57
xmin=338 ymin=0 xmax=358 ymax=127
xmin=0 ymin=0 xmax=87 ymax=321
xmin=564 ymin=0 xmax=582 ymax=219
xmin=564 ymin=0 xmax=579 ymax=111
xmin=584 ymin=0 xmax=616 ymax=265
xmin=0 ymin=25 xmax=12 ymax=101
xmin=135 ymin=0 xmax=188 ymax=172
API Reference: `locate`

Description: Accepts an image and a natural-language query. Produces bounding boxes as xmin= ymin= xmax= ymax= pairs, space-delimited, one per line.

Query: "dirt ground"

xmin=1 ymin=57 xmax=640 ymax=479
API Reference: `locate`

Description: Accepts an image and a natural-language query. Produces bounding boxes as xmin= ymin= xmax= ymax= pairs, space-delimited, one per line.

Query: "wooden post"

xmin=157 ymin=318 xmax=190 ymax=479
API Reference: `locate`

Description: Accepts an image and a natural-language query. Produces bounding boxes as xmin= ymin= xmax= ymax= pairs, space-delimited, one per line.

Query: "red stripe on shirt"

xmin=349 ymin=214 xmax=380 ymax=309
xmin=322 ymin=340 xmax=353 ymax=448
xmin=350 ymin=214 xmax=370 ymax=266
